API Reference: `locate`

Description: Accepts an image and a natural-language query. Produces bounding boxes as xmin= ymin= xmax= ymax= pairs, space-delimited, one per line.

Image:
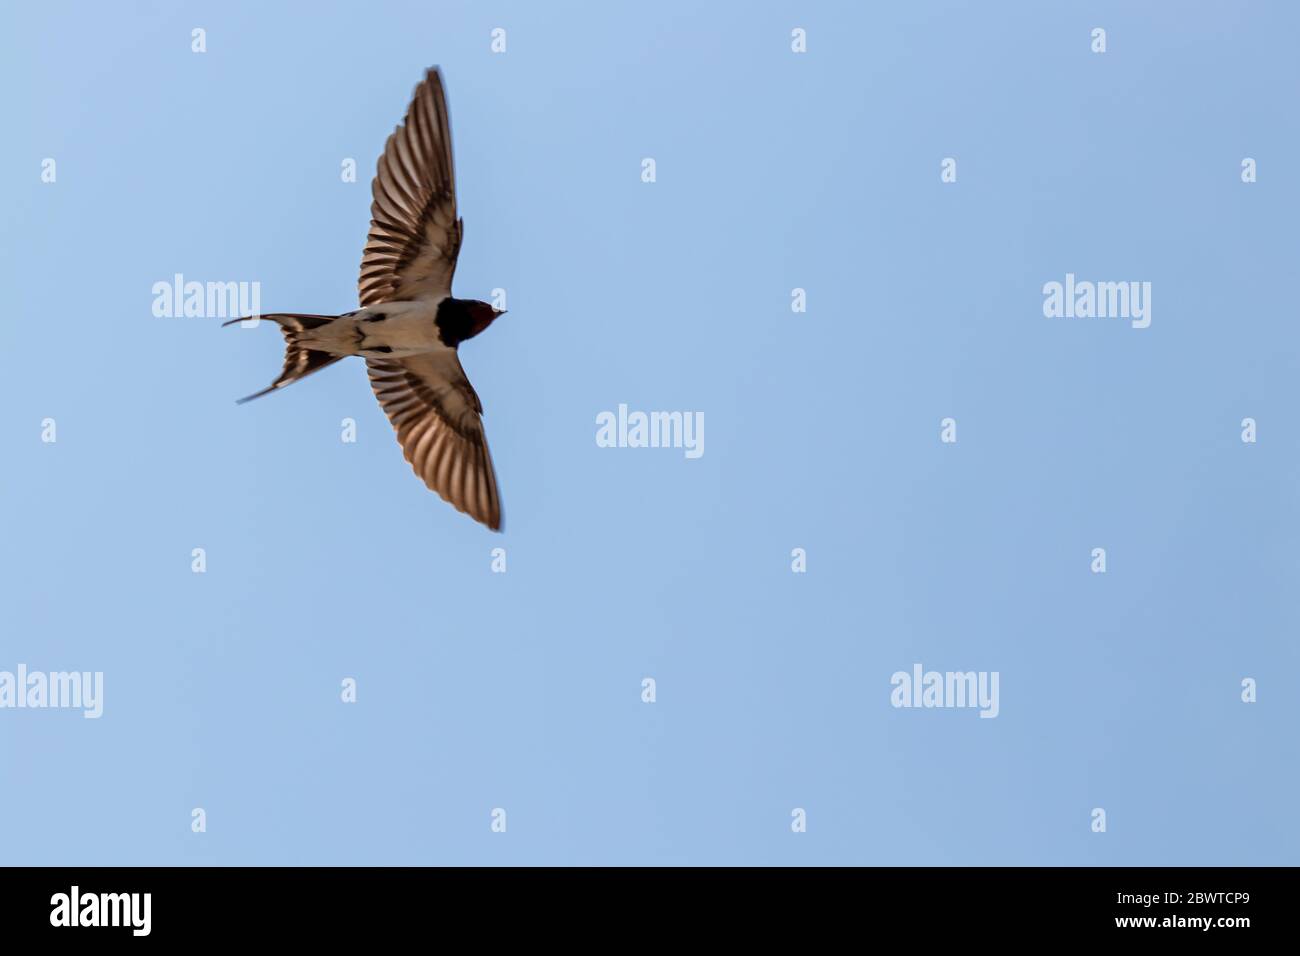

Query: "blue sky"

xmin=1 ymin=1 xmax=1297 ymax=865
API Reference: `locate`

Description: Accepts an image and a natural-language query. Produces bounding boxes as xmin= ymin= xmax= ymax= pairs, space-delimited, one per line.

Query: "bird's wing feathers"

xmin=360 ymin=69 xmax=501 ymax=530
xmin=366 ymin=351 xmax=502 ymax=530
xmin=358 ymin=67 xmax=463 ymax=308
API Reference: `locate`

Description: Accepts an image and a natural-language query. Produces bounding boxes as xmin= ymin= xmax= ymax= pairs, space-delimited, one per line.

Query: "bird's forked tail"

xmin=222 ymin=313 xmax=344 ymax=404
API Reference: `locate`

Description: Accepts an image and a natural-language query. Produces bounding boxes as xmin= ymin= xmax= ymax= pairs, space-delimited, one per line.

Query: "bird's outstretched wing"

xmin=366 ymin=351 xmax=503 ymax=530
xmin=358 ymin=67 xmax=463 ymax=308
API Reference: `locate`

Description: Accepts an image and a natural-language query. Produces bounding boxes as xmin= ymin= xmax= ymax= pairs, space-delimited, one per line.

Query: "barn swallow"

xmin=226 ymin=67 xmax=505 ymax=530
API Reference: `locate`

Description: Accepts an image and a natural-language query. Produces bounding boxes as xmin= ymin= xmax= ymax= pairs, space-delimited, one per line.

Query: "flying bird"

xmin=226 ymin=67 xmax=505 ymax=530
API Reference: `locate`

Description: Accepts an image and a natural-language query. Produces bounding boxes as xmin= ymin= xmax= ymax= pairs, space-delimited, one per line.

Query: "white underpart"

xmin=299 ymin=298 xmax=449 ymax=358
